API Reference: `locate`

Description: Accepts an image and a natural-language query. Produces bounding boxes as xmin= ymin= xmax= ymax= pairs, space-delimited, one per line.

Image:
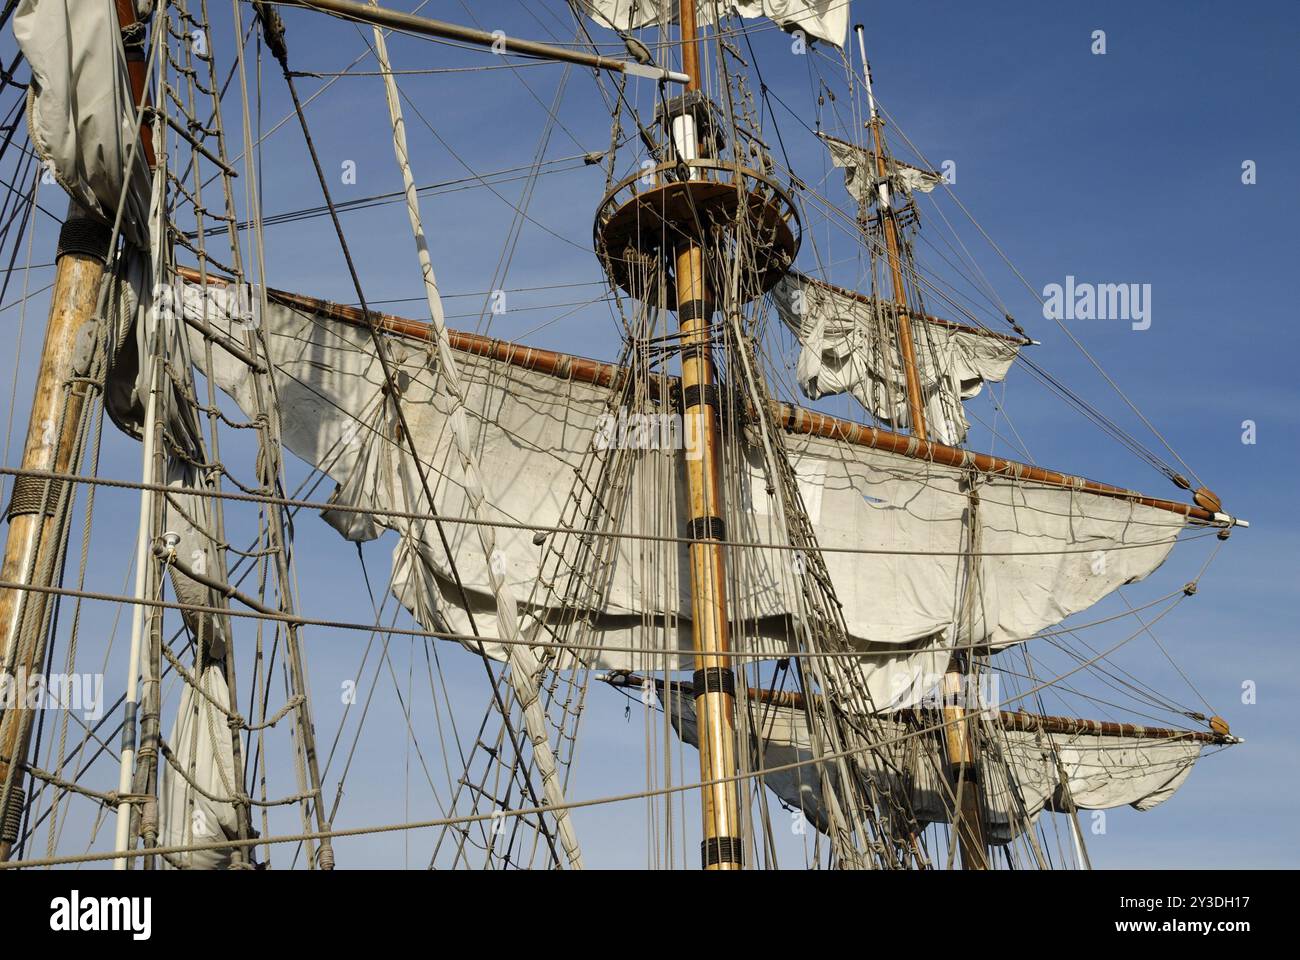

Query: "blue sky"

xmin=1 ymin=0 xmax=1297 ymax=868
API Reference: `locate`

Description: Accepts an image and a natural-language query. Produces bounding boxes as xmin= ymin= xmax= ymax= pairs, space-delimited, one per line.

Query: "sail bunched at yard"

xmin=184 ymin=283 xmax=1187 ymax=711
xmin=4 ymin=0 xmax=1238 ymax=869
xmin=772 ymin=272 xmax=1024 ymax=444
xmin=821 ymin=133 xmax=946 ymax=209
xmin=577 ymin=1 xmax=850 ymax=48
xmin=655 ymin=681 xmax=1210 ymax=844
xmin=13 ymin=0 xmax=152 ymax=245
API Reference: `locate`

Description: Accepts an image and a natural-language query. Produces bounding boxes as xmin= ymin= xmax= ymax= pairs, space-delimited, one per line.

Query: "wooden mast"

xmin=856 ymin=29 xmax=927 ymax=439
xmin=855 ymin=24 xmax=987 ymax=869
xmin=0 ymin=1 xmax=154 ymax=861
xmin=674 ymin=0 xmax=742 ymax=871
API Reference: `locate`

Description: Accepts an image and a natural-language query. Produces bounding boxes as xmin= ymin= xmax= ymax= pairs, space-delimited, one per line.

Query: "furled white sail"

xmin=984 ymin=724 xmax=1204 ymax=838
xmin=159 ymin=664 xmax=240 ymax=870
xmin=823 ymin=134 xmax=945 ymax=208
xmin=185 ymin=288 xmax=1185 ymax=707
xmin=13 ymin=0 xmax=152 ymax=245
xmin=772 ymin=273 xmax=1021 ymax=444
xmin=658 ymin=684 xmax=1208 ymax=844
xmin=576 ymin=1 xmax=848 ymax=48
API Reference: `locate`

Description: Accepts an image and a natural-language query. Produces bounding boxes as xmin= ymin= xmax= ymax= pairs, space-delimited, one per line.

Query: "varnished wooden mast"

xmin=855 ymin=24 xmax=987 ymax=868
xmin=0 ymin=1 xmax=152 ymax=861
xmin=674 ymin=0 xmax=742 ymax=871
xmin=856 ymin=28 xmax=927 ymax=440
xmin=0 ymin=227 xmax=107 ymax=861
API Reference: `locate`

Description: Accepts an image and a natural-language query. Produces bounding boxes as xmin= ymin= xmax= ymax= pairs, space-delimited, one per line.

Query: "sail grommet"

xmin=686 ymin=515 xmax=725 ymax=541
xmin=693 ymin=667 xmax=737 ymax=698
xmin=701 ymin=835 xmax=744 ymax=868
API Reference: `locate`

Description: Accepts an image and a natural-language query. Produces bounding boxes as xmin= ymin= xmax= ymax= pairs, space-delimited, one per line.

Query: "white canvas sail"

xmin=158 ymin=664 xmax=240 ymax=870
xmin=0 ymin=0 xmax=1244 ymax=874
xmin=576 ymin=1 xmax=849 ymax=48
xmin=772 ymin=273 xmax=1021 ymax=444
xmin=658 ymin=684 xmax=1208 ymax=844
xmin=185 ymin=287 xmax=1185 ymax=708
xmin=13 ymin=0 xmax=152 ymax=244
xmin=823 ymin=134 xmax=945 ymax=208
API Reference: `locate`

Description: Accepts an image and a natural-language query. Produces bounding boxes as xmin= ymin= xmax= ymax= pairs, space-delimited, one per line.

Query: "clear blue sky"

xmin=1 ymin=0 xmax=1297 ymax=868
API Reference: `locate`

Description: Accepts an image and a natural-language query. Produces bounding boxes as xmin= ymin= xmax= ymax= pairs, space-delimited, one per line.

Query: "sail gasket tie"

xmin=700 ymin=836 xmax=744 ymax=868
xmin=687 ymin=515 xmax=726 ymax=541
xmin=56 ymin=217 xmax=112 ymax=263
xmin=677 ymin=299 xmax=714 ymax=324
xmin=5 ymin=476 xmax=64 ymax=521
xmin=692 ymin=667 xmax=737 ymax=698
xmin=681 ymin=383 xmax=720 ymax=414
xmin=120 ymin=21 xmax=147 ymax=59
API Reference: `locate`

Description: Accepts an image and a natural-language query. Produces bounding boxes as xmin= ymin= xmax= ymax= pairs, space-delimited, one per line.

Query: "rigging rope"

xmin=363 ymin=11 xmax=582 ymax=866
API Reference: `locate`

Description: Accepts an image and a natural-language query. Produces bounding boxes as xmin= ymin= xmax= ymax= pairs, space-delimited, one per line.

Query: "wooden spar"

xmin=173 ymin=265 xmax=1240 ymax=527
xmin=854 ymin=22 xmax=988 ymax=865
xmin=0 ymin=2 xmax=152 ymax=862
xmin=115 ymin=0 xmax=155 ymax=168
xmin=785 ymin=270 xmax=1033 ymax=345
xmin=677 ymin=242 xmax=743 ymax=872
xmin=771 ymin=404 xmax=1226 ymax=523
xmin=673 ymin=0 xmax=742 ymax=873
xmin=856 ymin=30 xmax=928 ymax=442
xmin=606 ymin=674 xmax=1235 ymax=745
xmin=926 ymin=707 xmax=1236 ymax=745
xmin=0 ymin=239 xmax=106 ymax=860
xmin=274 ymin=0 xmax=688 ymax=83
xmin=679 ymin=0 xmax=702 ymax=89
xmin=942 ymin=669 xmax=988 ymax=868
xmin=871 ymin=147 xmax=930 ymax=439
xmin=848 ymin=53 xmax=991 ymax=866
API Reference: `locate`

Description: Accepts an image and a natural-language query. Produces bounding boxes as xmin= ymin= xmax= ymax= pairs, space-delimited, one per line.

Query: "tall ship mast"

xmin=0 ymin=0 xmax=1247 ymax=871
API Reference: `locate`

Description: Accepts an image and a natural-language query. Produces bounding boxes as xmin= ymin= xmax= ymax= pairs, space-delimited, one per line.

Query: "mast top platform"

xmin=594 ymin=159 xmax=800 ymax=305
